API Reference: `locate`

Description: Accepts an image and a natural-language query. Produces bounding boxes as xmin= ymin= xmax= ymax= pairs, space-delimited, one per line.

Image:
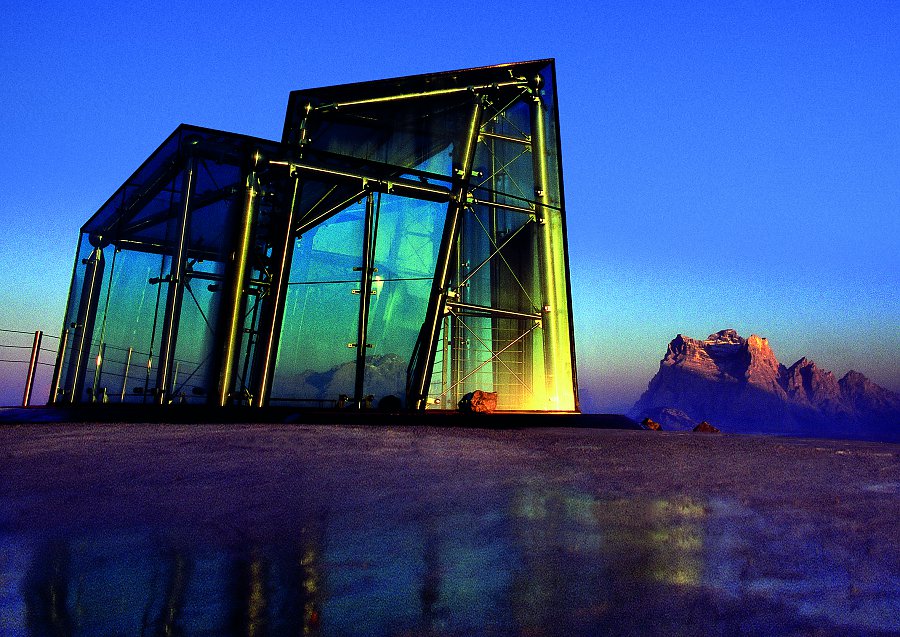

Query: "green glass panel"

xmin=270 ymin=206 xmax=364 ymax=405
xmin=90 ymin=249 xmax=168 ymax=403
xmin=362 ymin=193 xmax=444 ymax=402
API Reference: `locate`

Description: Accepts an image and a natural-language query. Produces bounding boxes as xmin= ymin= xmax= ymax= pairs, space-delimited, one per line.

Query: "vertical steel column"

xmin=353 ymin=191 xmax=376 ymax=403
xmin=529 ymin=82 xmax=562 ymax=407
xmin=216 ymin=167 xmax=259 ymax=406
xmin=408 ymin=99 xmax=483 ymax=410
xmin=65 ymin=246 xmax=105 ymax=404
xmin=252 ymin=174 xmax=300 ymax=407
xmin=21 ymin=330 xmax=43 ymax=407
xmin=48 ymin=328 xmax=68 ymax=405
xmin=155 ymin=155 xmax=196 ymax=405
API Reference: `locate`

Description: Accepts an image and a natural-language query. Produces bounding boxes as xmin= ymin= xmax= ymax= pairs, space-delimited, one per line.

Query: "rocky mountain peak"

xmin=632 ymin=329 xmax=900 ymax=440
xmin=839 ymin=370 xmax=900 ymax=416
xmin=704 ymin=329 xmax=744 ymax=345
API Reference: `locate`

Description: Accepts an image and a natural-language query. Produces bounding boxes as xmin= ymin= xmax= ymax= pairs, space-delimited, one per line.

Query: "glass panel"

xmin=89 ymin=249 xmax=168 ymax=403
xmin=270 ymin=205 xmax=364 ymax=405
xmin=362 ymin=193 xmax=444 ymax=403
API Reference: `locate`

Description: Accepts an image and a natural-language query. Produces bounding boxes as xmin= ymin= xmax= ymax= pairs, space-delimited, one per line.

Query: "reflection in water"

xmin=1 ymin=485 xmax=898 ymax=635
xmin=23 ymin=541 xmax=72 ymax=637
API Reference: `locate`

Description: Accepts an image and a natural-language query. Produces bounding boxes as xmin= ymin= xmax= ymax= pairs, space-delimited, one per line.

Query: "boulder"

xmin=693 ymin=421 xmax=720 ymax=433
xmin=641 ymin=417 xmax=662 ymax=431
xmin=459 ymin=390 xmax=498 ymax=414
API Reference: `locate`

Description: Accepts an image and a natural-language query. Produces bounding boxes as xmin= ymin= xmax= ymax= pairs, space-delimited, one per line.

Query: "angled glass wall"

xmin=53 ymin=60 xmax=578 ymax=412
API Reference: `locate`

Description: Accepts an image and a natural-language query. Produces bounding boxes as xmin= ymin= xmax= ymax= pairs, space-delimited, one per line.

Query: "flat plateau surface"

xmin=1 ymin=424 xmax=898 ymax=636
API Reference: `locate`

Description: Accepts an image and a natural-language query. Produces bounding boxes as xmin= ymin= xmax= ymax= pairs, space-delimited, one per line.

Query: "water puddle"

xmin=1 ymin=487 xmax=898 ymax=635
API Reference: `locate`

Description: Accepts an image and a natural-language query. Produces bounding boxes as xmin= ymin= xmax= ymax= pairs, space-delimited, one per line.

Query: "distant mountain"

xmin=291 ymin=353 xmax=407 ymax=403
xmin=632 ymin=329 xmax=900 ymax=440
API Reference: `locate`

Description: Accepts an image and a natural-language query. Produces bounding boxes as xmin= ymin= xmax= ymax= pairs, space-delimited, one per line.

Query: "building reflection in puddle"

xmin=5 ymin=534 xmax=325 ymax=636
xmin=1 ymin=484 xmax=896 ymax=635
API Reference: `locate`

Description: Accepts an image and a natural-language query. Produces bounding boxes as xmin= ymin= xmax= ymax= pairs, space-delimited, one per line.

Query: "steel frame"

xmin=53 ymin=61 xmax=578 ymax=413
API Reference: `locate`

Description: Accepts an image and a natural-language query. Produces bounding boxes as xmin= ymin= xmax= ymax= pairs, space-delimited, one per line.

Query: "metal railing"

xmin=0 ymin=328 xmax=58 ymax=407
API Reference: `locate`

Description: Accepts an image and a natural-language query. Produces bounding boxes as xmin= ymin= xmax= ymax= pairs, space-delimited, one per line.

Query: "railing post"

xmin=48 ymin=328 xmax=68 ymax=405
xmin=21 ymin=330 xmax=43 ymax=407
xmin=120 ymin=347 xmax=133 ymax=402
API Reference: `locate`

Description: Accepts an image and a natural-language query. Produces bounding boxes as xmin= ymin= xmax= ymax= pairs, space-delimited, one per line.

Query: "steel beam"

xmin=314 ymin=79 xmax=528 ymax=112
xmin=277 ymin=161 xmax=451 ymax=204
xmin=353 ymin=191 xmax=377 ymax=403
xmin=64 ymin=247 xmax=105 ymax=404
xmin=530 ymin=84 xmax=562 ymax=408
xmin=251 ymin=175 xmax=300 ymax=407
xmin=155 ymin=156 xmax=196 ymax=404
xmin=215 ymin=165 xmax=259 ymax=406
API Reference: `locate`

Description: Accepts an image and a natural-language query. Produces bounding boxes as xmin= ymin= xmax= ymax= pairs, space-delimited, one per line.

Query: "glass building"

xmin=50 ymin=60 xmax=578 ymax=412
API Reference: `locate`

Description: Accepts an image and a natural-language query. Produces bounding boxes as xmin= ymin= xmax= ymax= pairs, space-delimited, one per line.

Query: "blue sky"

xmin=1 ymin=1 xmax=897 ymax=410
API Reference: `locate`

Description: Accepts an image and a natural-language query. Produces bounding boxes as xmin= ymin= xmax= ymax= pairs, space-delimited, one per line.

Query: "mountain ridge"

xmin=631 ymin=329 xmax=900 ymax=440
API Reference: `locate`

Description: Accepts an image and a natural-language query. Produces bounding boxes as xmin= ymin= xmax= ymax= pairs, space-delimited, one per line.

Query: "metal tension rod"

xmin=445 ymin=301 xmax=540 ymax=322
xmin=295 ymin=189 xmax=367 ymax=236
xmin=457 ymin=218 xmax=534 ymax=288
xmin=469 ymin=198 xmax=536 ymax=216
xmin=479 ymin=131 xmax=531 ymax=145
xmin=314 ymin=78 xmax=529 ymax=111
xmin=407 ymin=98 xmax=484 ymax=411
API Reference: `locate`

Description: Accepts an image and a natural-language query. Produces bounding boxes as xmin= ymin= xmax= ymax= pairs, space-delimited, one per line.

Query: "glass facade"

xmin=52 ymin=60 xmax=578 ymax=412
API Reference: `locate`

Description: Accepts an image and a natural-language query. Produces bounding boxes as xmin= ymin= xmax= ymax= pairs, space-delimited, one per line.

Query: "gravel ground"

xmin=1 ymin=424 xmax=898 ymax=636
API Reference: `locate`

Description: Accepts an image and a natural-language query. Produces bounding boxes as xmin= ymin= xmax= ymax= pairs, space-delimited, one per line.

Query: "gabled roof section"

xmin=282 ymin=60 xmax=554 ymax=168
xmin=82 ymin=125 xmax=280 ymax=239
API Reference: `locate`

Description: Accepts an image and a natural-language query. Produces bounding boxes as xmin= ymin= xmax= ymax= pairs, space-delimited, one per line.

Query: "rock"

xmin=458 ymin=390 xmax=498 ymax=414
xmin=693 ymin=421 xmax=720 ymax=433
xmin=640 ymin=417 xmax=662 ymax=431
xmin=638 ymin=407 xmax=696 ymax=431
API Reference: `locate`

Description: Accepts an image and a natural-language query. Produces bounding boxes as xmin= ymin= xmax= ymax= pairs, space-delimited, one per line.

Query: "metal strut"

xmin=529 ymin=80 xmax=562 ymax=407
xmin=407 ymin=99 xmax=484 ymax=410
xmin=352 ymin=191 xmax=377 ymax=404
xmin=155 ymin=155 xmax=196 ymax=404
xmin=216 ymin=160 xmax=260 ymax=406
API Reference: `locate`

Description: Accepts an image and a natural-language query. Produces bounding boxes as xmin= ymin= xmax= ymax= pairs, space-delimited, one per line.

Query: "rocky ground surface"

xmin=1 ymin=424 xmax=898 ymax=635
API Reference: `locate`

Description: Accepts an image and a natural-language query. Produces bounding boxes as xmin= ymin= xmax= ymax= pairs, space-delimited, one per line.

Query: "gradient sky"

xmin=1 ymin=1 xmax=897 ymax=410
